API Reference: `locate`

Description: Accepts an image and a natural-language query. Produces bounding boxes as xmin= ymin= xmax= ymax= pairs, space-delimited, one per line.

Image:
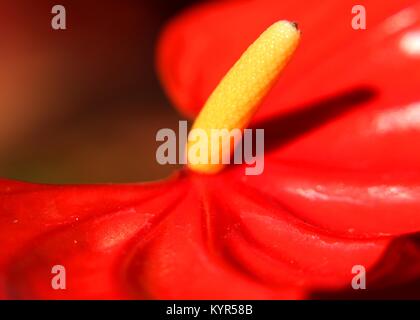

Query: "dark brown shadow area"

xmin=251 ymin=87 xmax=376 ymax=155
xmin=311 ymin=233 xmax=420 ymax=299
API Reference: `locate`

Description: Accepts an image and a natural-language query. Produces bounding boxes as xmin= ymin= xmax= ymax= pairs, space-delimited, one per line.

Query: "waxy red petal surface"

xmin=1 ymin=0 xmax=420 ymax=299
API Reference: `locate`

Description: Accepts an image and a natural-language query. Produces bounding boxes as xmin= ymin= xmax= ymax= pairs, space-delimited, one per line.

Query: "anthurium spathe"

xmin=1 ymin=0 xmax=420 ymax=299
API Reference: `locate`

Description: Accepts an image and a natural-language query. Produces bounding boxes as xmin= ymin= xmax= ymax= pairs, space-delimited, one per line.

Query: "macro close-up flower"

xmin=0 ymin=0 xmax=420 ymax=300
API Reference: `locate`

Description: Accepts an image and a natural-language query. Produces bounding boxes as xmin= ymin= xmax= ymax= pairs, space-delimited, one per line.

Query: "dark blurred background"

xmin=0 ymin=0 xmax=199 ymax=183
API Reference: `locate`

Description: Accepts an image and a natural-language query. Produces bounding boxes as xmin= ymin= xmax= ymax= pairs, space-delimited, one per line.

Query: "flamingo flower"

xmin=1 ymin=0 xmax=420 ymax=299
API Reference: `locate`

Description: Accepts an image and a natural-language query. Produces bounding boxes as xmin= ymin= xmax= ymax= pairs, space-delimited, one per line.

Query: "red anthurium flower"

xmin=1 ymin=0 xmax=420 ymax=299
